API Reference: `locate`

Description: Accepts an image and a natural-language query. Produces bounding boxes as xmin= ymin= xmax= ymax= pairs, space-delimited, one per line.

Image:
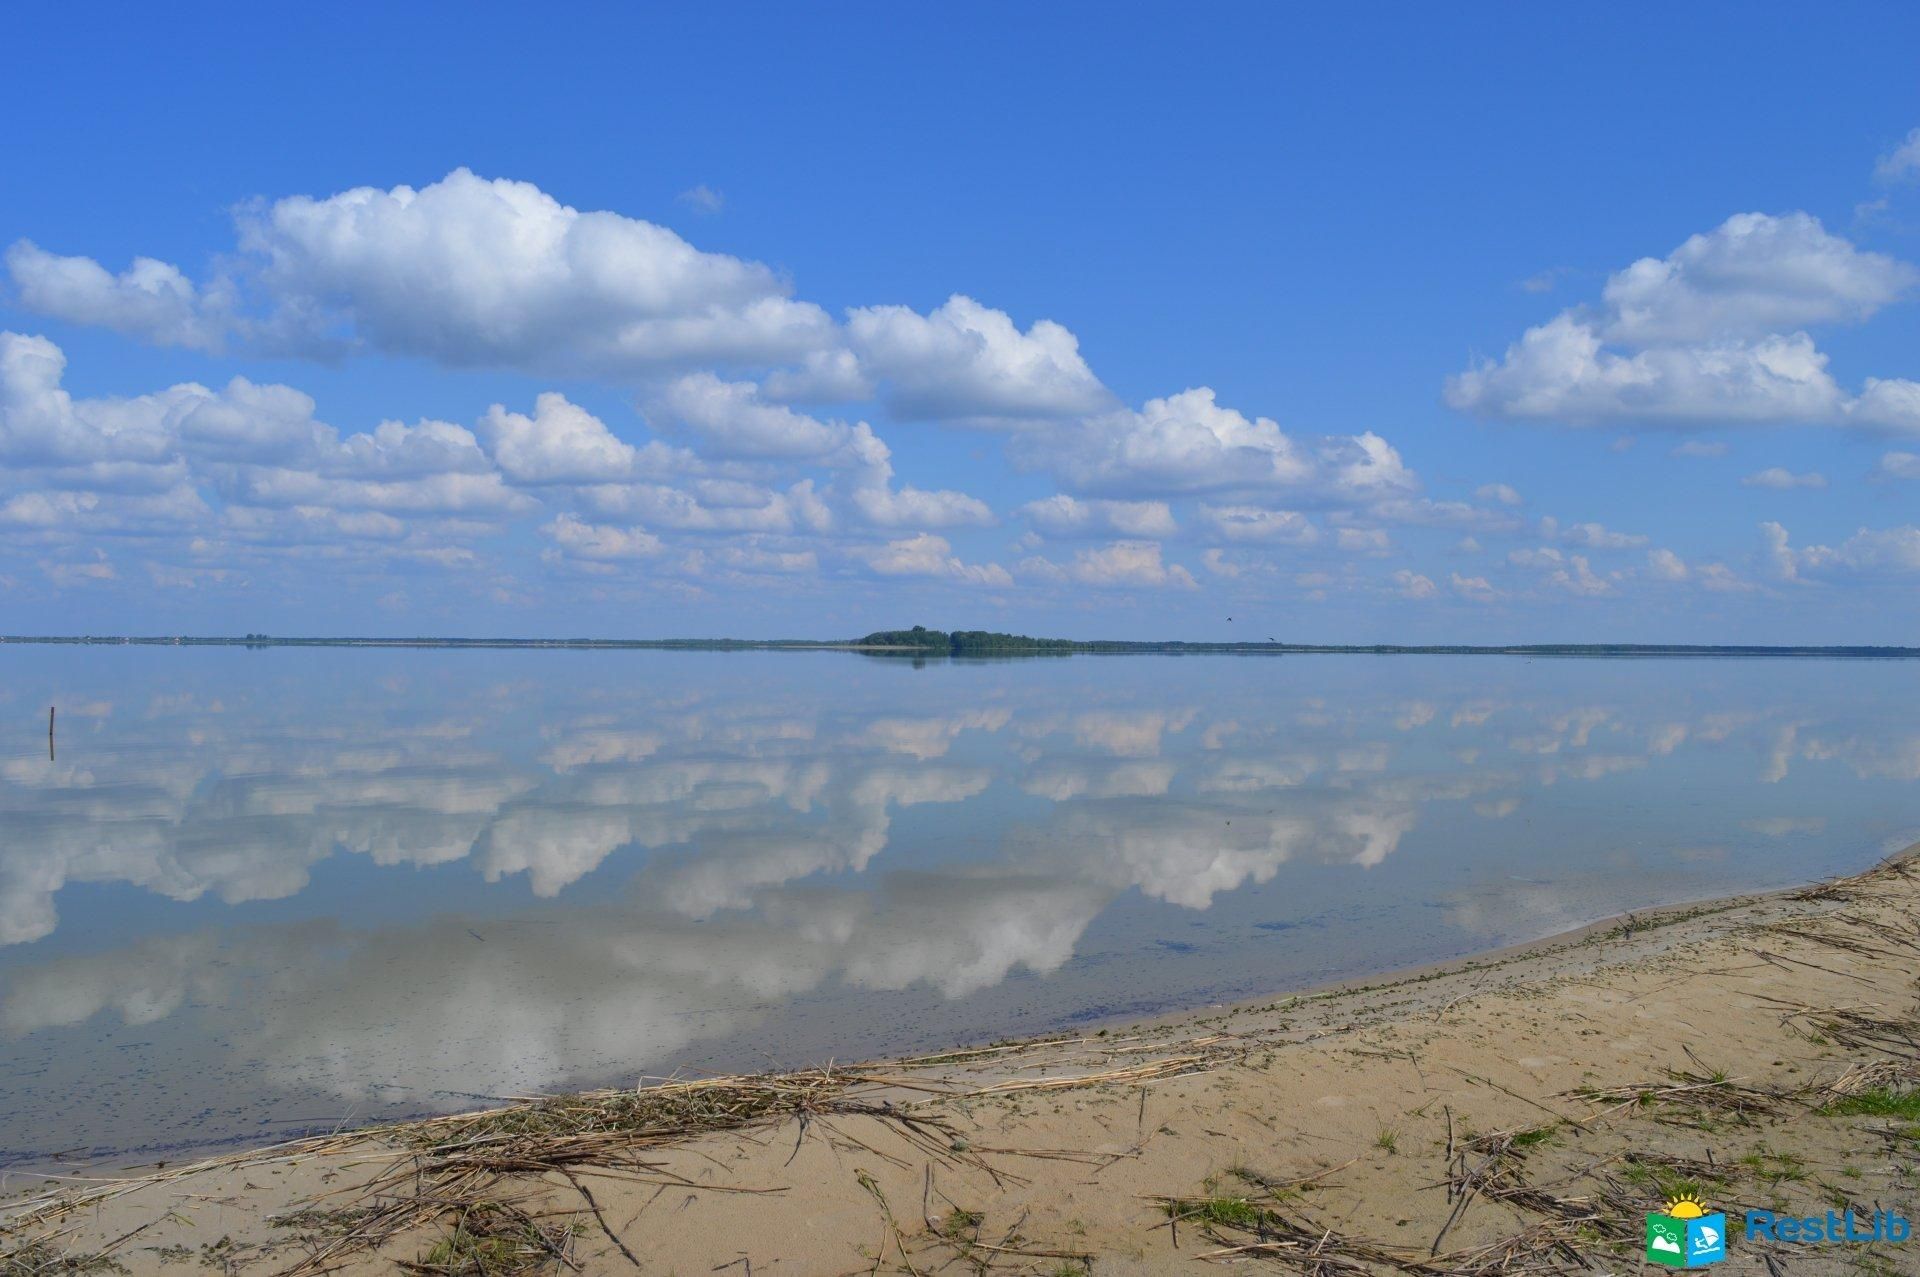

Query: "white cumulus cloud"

xmin=1198 ymin=504 xmax=1319 ymax=544
xmin=1647 ymin=548 xmax=1690 ymax=580
xmin=1597 ymin=212 xmax=1911 ymax=345
xmin=540 ymin=514 xmax=665 ymax=562
xmin=1741 ymin=467 xmax=1827 ymax=490
xmin=1875 ymin=128 xmax=1920 ymax=184
xmin=478 ymin=393 xmax=639 ymax=485
xmin=1539 ymin=517 xmax=1648 ymax=549
xmin=1765 ymin=520 xmax=1920 ymax=579
xmin=846 ymin=294 xmax=1110 ymax=423
xmin=1508 ymin=546 xmax=1611 ymax=596
xmin=10 ymin=170 xmax=836 ymax=376
xmin=1475 ymin=482 xmax=1522 ymax=506
xmin=1016 ymin=494 xmax=1176 ymax=538
xmin=1450 ymin=572 xmax=1498 ymax=602
xmin=1446 ymin=213 xmax=1918 ymax=432
xmin=1020 ymin=541 xmax=1197 ymax=589
xmin=851 ymin=533 xmax=1011 ymax=585
xmin=1875 ymin=451 xmax=1920 ymax=480
xmin=1391 ymin=569 xmax=1437 ymax=599
xmin=6 ymin=242 xmax=230 ymax=352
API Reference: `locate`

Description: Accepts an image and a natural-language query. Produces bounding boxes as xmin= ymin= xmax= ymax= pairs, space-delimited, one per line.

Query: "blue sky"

xmin=3 ymin=3 xmax=1918 ymax=641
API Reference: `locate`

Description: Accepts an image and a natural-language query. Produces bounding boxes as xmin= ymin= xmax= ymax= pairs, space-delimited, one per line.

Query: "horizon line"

xmin=4 ymin=634 xmax=1919 ymax=657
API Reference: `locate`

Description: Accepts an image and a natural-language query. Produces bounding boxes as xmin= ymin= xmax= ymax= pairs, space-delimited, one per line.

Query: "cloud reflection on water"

xmin=0 ymin=653 xmax=1914 ymax=1157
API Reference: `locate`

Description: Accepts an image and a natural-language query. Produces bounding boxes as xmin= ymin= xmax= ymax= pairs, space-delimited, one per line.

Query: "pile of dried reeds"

xmin=1 ymin=1039 xmax=1261 ymax=1276
xmin=1566 ymin=1068 xmax=1787 ymax=1128
xmin=1810 ymin=1058 xmax=1920 ymax=1103
xmin=1152 ymin=1185 xmax=1600 ymax=1276
xmin=1430 ymin=1127 xmax=1635 ymax=1263
xmin=272 ymin=1066 xmax=1000 ymax=1275
xmin=1792 ymin=848 xmax=1920 ymax=899
xmin=393 ymin=1199 xmax=578 ymax=1277
xmin=1779 ymin=1002 xmax=1920 ymax=1058
xmin=270 ymin=1054 xmax=1225 ymax=1273
xmin=0 ymin=1239 xmax=127 ymax=1277
xmin=409 ymin=1068 xmax=880 ymax=1156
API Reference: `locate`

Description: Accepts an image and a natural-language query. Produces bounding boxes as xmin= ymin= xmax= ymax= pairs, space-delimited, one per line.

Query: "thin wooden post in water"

xmin=48 ymin=705 xmax=54 ymax=761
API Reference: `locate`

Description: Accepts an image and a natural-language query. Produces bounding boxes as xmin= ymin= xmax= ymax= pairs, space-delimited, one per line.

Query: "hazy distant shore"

xmin=6 ymin=633 xmax=1920 ymax=658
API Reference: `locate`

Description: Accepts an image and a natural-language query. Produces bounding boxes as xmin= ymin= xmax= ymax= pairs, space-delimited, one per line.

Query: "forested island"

xmin=3 ymin=628 xmax=1918 ymax=658
xmin=855 ymin=626 xmax=1077 ymax=655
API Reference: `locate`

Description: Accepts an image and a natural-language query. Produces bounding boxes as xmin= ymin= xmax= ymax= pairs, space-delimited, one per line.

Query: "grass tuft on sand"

xmin=400 ymin=1203 xmax=576 ymax=1277
xmin=0 ymin=1243 xmax=127 ymax=1277
xmin=1819 ymin=1086 xmax=1920 ymax=1119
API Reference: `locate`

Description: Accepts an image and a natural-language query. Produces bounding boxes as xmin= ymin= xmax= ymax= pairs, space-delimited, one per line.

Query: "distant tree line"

xmin=855 ymin=626 xmax=1079 ymax=654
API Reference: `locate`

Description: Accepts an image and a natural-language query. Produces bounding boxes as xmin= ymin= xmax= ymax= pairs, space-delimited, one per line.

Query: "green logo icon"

xmin=1646 ymin=1195 xmax=1727 ymax=1267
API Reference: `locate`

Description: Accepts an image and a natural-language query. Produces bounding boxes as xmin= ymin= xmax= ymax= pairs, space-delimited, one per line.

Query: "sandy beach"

xmin=6 ymin=848 xmax=1919 ymax=1276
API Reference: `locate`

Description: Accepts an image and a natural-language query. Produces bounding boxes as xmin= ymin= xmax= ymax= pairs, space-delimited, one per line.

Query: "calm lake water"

xmin=1 ymin=647 xmax=1915 ymax=1166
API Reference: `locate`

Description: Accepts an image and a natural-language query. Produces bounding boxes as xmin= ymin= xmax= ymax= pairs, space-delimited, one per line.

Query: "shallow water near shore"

xmin=0 ymin=647 xmax=1914 ymax=1166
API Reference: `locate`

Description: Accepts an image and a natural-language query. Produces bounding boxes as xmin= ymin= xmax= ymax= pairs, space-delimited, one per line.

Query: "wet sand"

xmin=7 ymin=848 xmax=1920 ymax=1275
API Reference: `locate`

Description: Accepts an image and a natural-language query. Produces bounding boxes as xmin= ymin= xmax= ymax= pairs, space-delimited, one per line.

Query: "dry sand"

xmin=7 ymin=850 xmax=1920 ymax=1276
